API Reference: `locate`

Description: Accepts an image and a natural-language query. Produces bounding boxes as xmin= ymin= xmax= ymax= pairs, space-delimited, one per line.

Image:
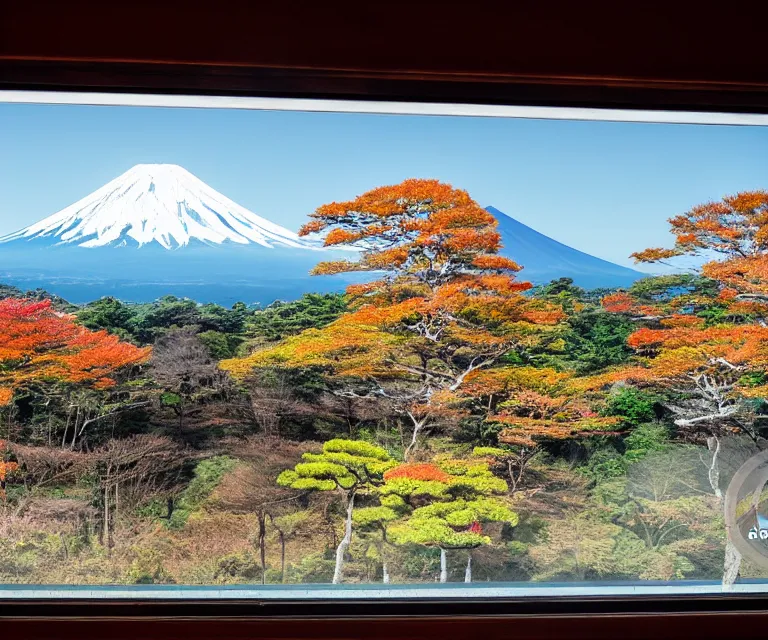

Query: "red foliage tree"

xmin=0 ymin=298 xmax=150 ymax=400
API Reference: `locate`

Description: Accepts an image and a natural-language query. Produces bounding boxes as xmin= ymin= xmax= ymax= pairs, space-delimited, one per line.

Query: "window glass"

xmin=1 ymin=93 xmax=768 ymax=598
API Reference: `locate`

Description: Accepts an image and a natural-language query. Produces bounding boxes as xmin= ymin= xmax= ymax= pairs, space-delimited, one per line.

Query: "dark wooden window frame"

xmin=3 ymin=3 xmax=768 ymax=636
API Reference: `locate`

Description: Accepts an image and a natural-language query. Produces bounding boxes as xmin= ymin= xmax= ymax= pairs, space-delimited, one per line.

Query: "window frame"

xmin=2 ymin=16 xmax=768 ymax=633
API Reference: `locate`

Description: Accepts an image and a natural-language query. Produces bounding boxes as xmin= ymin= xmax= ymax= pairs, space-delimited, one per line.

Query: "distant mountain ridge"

xmin=0 ymin=167 xmax=644 ymax=304
xmin=487 ymin=206 xmax=644 ymax=289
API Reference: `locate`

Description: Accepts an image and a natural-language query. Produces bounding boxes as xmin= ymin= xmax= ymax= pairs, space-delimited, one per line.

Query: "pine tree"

xmin=382 ymin=459 xmax=516 ymax=583
xmin=276 ymin=439 xmax=395 ymax=584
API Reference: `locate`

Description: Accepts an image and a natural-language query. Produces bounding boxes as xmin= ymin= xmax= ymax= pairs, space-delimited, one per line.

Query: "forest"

xmin=1 ymin=179 xmax=768 ymax=587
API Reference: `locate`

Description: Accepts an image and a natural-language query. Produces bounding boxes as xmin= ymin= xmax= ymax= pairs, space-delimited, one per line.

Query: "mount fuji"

xmin=0 ymin=164 xmax=644 ymax=305
xmin=0 ymin=164 xmax=362 ymax=305
xmin=1 ymin=164 xmax=311 ymax=250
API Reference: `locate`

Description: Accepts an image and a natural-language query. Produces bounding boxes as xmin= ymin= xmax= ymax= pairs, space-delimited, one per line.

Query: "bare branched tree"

xmin=94 ymin=435 xmax=188 ymax=549
xmin=215 ymin=437 xmax=307 ymax=582
xmin=151 ymin=328 xmax=228 ymax=432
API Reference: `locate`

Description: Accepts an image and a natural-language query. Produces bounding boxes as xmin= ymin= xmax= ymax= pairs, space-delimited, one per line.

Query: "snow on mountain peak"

xmin=0 ymin=164 xmax=310 ymax=250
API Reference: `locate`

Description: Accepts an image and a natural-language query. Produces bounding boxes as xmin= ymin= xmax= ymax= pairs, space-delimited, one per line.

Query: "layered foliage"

xmin=382 ymin=458 xmax=516 ymax=551
xmin=223 ymin=180 xmax=565 ymax=459
xmin=277 ymin=439 xmax=395 ymax=492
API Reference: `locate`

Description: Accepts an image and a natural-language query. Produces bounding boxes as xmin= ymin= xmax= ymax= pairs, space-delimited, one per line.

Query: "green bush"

xmin=125 ymin=548 xmax=175 ymax=584
xmin=602 ymin=388 xmax=657 ymax=426
xmin=580 ymin=447 xmax=627 ymax=483
xmin=623 ymin=423 xmax=669 ymax=462
xmin=198 ymin=330 xmax=244 ymax=359
xmin=397 ymin=545 xmax=441 ymax=580
xmin=247 ymin=293 xmax=348 ymax=341
xmin=285 ymin=550 xmax=336 ymax=583
xmin=214 ymin=552 xmax=261 ymax=582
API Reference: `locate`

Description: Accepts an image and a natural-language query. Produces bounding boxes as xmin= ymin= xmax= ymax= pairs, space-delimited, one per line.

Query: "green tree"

xmin=198 ymin=301 xmax=249 ymax=334
xmin=532 ymin=277 xmax=587 ymax=313
xmin=276 ymin=439 xmax=395 ymax=584
xmin=529 ymin=511 xmax=624 ymax=581
xmin=197 ymin=330 xmax=244 ymax=359
xmin=247 ymin=293 xmax=348 ymax=342
xmin=383 ymin=459 xmax=517 ymax=582
xmin=601 ymin=387 xmax=659 ymax=427
xmin=473 ymin=445 xmax=538 ymax=494
xmin=77 ymin=297 xmax=137 ymax=341
xmin=589 ymin=447 xmax=722 ymax=580
xmin=563 ymin=310 xmax=634 ymax=373
xmin=351 ymin=503 xmax=400 ymax=583
xmin=529 ymin=508 xmax=698 ymax=582
xmin=627 ymin=274 xmax=719 ymax=308
xmin=131 ymin=296 xmax=201 ymax=342
xmin=270 ymin=511 xmax=312 ymax=583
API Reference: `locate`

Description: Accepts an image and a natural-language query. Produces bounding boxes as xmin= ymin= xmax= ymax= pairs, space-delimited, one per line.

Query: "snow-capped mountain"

xmin=0 ymin=166 xmax=645 ymax=305
xmin=0 ymin=164 xmax=309 ymax=250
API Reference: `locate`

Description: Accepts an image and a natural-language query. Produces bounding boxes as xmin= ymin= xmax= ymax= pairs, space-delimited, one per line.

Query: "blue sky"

xmin=1 ymin=103 xmax=767 ymax=268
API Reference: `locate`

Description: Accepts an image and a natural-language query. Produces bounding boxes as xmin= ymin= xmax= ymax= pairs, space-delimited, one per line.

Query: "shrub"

xmin=602 ymin=388 xmax=657 ymax=426
xmin=214 ymin=552 xmax=261 ymax=582
xmin=124 ymin=548 xmax=175 ymax=584
xmin=285 ymin=550 xmax=335 ymax=583
xmin=623 ymin=423 xmax=669 ymax=462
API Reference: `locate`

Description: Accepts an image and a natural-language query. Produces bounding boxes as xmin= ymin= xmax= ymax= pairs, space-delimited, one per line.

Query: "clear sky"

xmin=1 ymin=103 xmax=767 ymax=269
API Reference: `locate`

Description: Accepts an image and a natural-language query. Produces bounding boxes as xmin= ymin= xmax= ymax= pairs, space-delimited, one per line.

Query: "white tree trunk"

xmin=706 ymin=436 xmax=742 ymax=587
xmin=707 ymin=436 xmax=723 ymax=500
xmin=404 ymin=414 xmax=426 ymax=462
xmin=382 ymin=560 xmax=390 ymax=584
xmin=332 ymin=491 xmax=355 ymax=584
xmin=464 ymin=553 xmax=472 ymax=583
xmin=723 ymin=540 xmax=741 ymax=590
xmin=439 ymin=547 xmax=448 ymax=583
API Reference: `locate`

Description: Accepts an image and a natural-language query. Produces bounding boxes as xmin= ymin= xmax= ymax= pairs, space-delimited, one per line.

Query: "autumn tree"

xmin=223 ymin=180 xmax=563 ymax=459
xmin=380 ymin=459 xmax=516 ymax=582
xmin=457 ymin=365 xmax=621 ymax=487
xmin=0 ymin=298 xmax=149 ymax=396
xmin=0 ymin=298 xmax=151 ymax=447
xmin=595 ymin=191 xmax=768 ymax=586
xmin=276 ymin=439 xmax=395 ymax=583
xmin=632 ymin=191 xmax=768 ymax=302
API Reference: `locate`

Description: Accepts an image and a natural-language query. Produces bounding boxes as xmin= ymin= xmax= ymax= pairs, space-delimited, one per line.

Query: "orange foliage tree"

xmin=0 ymin=298 xmax=151 ymax=447
xmin=592 ymin=300 xmax=764 ymax=588
xmin=632 ymin=191 xmax=768 ymax=303
xmin=595 ymin=191 xmax=768 ymax=586
xmin=222 ymin=180 xmax=564 ymax=458
xmin=461 ymin=366 xmax=622 ymax=491
xmin=600 ymin=191 xmax=768 ymax=453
